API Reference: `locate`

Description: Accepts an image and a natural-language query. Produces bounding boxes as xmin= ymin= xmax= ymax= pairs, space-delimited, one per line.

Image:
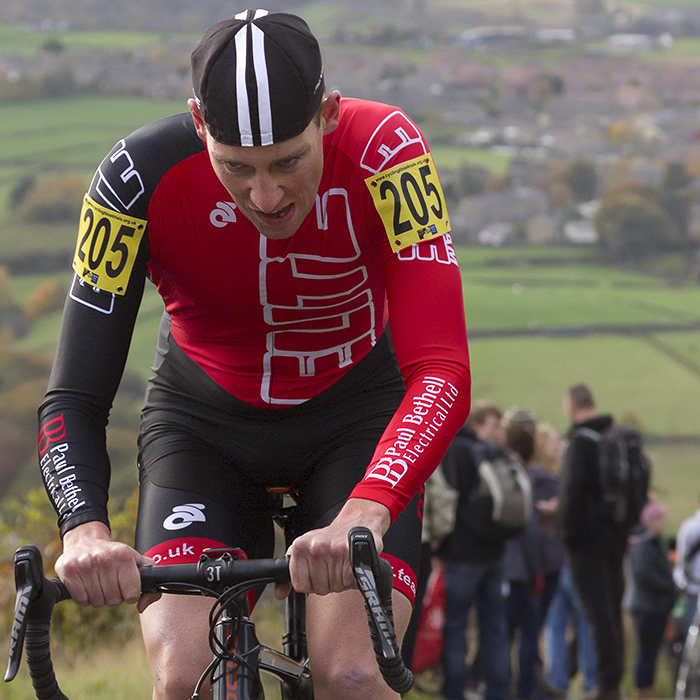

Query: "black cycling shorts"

xmin=134 ymin=329 xmax=424 ymax=605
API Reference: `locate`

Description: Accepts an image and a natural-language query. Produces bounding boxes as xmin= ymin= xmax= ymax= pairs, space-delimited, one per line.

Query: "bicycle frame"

xmin=214 ymin=590 xmax=312 ymax=700
xmin=210 ymin=489 xmax=314 ymax=700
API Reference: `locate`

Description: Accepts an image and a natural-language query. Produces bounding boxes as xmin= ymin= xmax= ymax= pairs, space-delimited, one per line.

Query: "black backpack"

xmin=573 ymin=424 xmax=651 ymax=527
xmin=446 ymin=440 xmax=532 ymax=540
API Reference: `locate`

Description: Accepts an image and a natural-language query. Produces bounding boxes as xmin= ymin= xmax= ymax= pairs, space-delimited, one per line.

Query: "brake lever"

xmin=5 ymin=545 xmax=46 ymax=682
xmin=348 ymin=527 xmax=397 ymax=660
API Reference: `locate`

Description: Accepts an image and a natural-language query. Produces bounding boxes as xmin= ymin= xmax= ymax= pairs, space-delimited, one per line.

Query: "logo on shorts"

xmin=163 ymin=503 xmax=206 ymax=531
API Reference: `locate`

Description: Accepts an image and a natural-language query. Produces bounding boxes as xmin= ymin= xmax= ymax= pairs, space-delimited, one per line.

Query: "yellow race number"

xmin=366 ymin=154 xmax=450 ymax=253
xmin=72 ymin=195 xmax=147 ymax=295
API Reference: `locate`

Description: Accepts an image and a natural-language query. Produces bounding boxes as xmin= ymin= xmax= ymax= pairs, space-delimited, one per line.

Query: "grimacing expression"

xmin=190 ymin=93 xmax=340 ymax=240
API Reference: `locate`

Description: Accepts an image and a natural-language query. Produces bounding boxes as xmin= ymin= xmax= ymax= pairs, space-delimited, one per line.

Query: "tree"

xmin=13 ymin=171 xmax=86 ymax=223
xmin=661 ymin=162 xmax=694 ymax=241
xmin=564 ymin=160 xmax=598 ymax=203
xmin=595 ymin=181 xmax=680 ymax=260
xmin=528 ymin=74 xmax=564 ymax=112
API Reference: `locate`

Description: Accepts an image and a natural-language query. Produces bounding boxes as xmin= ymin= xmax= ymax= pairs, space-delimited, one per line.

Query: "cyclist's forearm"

xmin=350 ymin=358 xmax=471 ymax=522
xmin=39 ymin=394 xmax=112 ymax=538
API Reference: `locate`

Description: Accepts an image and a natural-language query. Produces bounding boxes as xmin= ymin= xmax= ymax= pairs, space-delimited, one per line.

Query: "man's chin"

xmin=258 ymin=227 xmax=298 ymax=240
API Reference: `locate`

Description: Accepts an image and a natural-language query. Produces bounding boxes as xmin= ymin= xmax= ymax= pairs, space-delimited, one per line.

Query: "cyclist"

xmin=37 ymin=9 xmax=470 ymax=700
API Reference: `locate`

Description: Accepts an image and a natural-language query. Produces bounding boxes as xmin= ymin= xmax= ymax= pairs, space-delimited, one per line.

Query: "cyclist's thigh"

xmin=305 ymin=587 xmax=413 ymax=700
xmin=135 ymin=444 xmax=276 ymax=698
xmin=135 ymin=434 xmax=276 ymax=562
xmin=140 ymin=593 xmax=215 ymax=700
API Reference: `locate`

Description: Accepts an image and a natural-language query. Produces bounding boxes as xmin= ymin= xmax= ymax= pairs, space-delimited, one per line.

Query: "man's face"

xmin=190 ymin=93 xmax=340 ymax=240
xmin=474 ymin=414 xmax=505 ymax=445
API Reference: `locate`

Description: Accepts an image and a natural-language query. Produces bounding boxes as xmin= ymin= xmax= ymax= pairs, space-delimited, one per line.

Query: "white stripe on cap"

xmin=234 ymin=25 xmax=253 ymax=146
xmin=233 ymin=9 xmax=271 ymax=146
xmin=235 ymin=9 xmax=268 ymax=20
xmin=251 ymin=24 xmax=273 ymax=146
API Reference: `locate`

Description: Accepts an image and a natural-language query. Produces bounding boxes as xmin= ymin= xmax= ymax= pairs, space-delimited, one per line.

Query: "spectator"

xmin=506 ymin=415 xmax=566 ymax=698
xmin=628 ymin=500 xmax=676 ymax=699
xmin=545 ymin=563 xmax=599 ymax=698
xmin=529 ymin=423 xmax=565 ymax=632
xmin=674 ymin=495 xmax=700 ymax=639
xmin=503 ymin=422 xmax=541 ymax=700
xmin=534 ymin=423 xmax=564 ymax=475
xmin=530 ymin=423 xmax=569 ymax=698
xmin=435 ymin=402 xmax=512 ymax=700
xmin=503 ymin=406 xmax=538 ymax=435
xmin=560 ymin=383 xmax=634 ymax=700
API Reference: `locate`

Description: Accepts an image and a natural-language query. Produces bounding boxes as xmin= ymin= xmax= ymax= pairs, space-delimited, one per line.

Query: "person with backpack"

xmin=435 ymin=402 xmax=523 ymax=700
xmin=559 ymin=383 xmax=650 ymax=700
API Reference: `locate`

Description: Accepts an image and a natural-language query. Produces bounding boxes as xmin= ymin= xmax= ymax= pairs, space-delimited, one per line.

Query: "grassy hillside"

xmin=0 ymin=96 xmax=186 ymax=219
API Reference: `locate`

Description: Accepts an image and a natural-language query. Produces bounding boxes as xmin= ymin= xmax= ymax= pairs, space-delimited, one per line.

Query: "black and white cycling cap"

xmin=191 ymin=9 xmax=325 ymax=147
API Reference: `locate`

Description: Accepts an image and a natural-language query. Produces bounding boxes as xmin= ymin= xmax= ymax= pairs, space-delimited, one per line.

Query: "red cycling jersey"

xmin=39 ymin=98 xmax=470 ymax=531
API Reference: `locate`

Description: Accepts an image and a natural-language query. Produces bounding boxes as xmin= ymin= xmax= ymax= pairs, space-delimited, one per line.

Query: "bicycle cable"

xmin=190 ymin=577 xmax=276 ymax=700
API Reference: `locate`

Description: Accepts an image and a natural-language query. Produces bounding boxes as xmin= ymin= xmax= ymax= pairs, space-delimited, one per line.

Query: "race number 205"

xmin=366 ymin=154 xmax=450 ymax=253
xmin=72 ymin=195 xmax=147 ymax=295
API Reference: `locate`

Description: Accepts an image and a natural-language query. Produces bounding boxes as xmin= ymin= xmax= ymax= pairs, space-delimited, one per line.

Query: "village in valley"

xmin=2 ymin=1 xmax=700 ymax=256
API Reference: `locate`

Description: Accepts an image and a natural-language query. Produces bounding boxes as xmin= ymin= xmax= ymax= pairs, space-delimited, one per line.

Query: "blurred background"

xmin=0 ymin=1 xmax=699 ymax=697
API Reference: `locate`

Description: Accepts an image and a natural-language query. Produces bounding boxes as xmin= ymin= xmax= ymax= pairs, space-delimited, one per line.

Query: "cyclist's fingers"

xmin=96 ymin=559 xmax=133 ymax=607
xmin=136 ymin=592 xmax=162 ymax=613
xmin=288 ymin=549 xmax=312 ymax=593
xmin=310 ymin=560 xmax=333 ymax=596
xmin=274 ymin=581 xmax=292 ymax=600
xmin=56 ymin=553 xmax=105 ymax=607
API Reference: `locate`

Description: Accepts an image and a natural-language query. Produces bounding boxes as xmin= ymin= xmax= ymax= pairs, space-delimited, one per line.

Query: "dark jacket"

xmin=629 ymin=533 xmax=677 ymax=615
xmin=440 ymin=425 xmax=515 ymax=564
xmin=529 ymin=462 xmax=565 ymax=575
xmin=559 ymin=414 xmax=629 ymax=548
xmin=503 ymin=477 xmax=541 ymax=582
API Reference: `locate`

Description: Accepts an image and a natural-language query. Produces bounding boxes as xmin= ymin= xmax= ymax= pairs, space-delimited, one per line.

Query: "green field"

xmin=10 ymin=248 xmax=700 ymax=440
xmin=462 ymin=263 xmax=700 ymax=330
xmin=0 ymin=23 xmax=199 ymax=57
xmin=430 ymin=145 xmax=512 ymax=173
xmin=0 ymin=95 xmax=186 ymax=168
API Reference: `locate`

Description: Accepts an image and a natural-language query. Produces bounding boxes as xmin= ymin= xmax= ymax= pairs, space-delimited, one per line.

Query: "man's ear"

xmin=320 ymin=91 xmax=341 ymax=136
xmin=188 ymin=98 xmax=208 ymax=143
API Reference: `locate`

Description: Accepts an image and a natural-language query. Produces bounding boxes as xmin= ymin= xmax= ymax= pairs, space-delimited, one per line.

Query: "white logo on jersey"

xmin=397 ymin=233 xmax=459 ymax=266
xmin=210 ymin=202 xmax=238 ymax=227
xmin=360 ymin=111 xmax=427 ymax=175
xmin=259 ymin=188 xmax=376 ymax=406
xmin=92 ymin=140 xmax=145 ymax=212
xmin=163 ymin=503 xmax=206 ymax=531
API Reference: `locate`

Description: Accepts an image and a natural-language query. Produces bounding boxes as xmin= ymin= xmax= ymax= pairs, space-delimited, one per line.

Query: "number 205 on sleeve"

xmin=365 ymin=153 xmax=450 ymax=253
xmin=72 ymin=195 xmax=147 ymax=295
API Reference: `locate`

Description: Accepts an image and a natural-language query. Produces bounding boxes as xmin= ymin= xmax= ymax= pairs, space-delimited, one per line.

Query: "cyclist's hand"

xmin=55 ymin=521 xmax=160 ymax=610
xmin=278 ymin=498 xmax=390 ymax=598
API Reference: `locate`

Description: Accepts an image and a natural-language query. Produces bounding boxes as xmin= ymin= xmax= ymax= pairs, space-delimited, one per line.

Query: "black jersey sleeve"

xmin=38 ymin=114 xmax=203 ymax=537
xmin=38 ymin=259 xmax=147 ymax=536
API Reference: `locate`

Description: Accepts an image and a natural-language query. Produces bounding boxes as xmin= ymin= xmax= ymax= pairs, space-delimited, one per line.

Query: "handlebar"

xmin=5 ymin=529 xmax=413 ymax=697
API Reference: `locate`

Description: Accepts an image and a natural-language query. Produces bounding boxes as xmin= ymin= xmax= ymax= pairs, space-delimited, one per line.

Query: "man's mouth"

xmin=259 ymin=203 xmax=293 ymax=220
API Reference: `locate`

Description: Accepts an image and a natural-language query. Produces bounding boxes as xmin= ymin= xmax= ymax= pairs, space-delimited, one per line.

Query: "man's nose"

xmin=249 ymin=175 xmax=284 ymax=213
